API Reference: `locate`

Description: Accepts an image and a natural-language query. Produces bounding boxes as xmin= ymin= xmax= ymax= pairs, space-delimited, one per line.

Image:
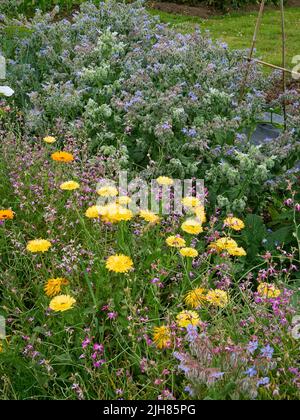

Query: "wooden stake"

xmin=280 ymin=0 xmax=287 ymax=129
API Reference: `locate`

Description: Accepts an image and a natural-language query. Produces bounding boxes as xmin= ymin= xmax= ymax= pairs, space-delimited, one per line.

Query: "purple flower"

xmin=247 ymin=340 xmax=259 ymax=354
xmin=244 ymin=366 xmax=258 ymax=378
xmin=260 ymin=344 xmax=274 ymax=359
xmin=257 ymin=377 xmax=270 ymax=387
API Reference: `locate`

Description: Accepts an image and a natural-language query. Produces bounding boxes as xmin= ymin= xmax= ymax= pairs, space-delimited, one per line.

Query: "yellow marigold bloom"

xmin=228 ymin=246 xmax=247 ymax=257
xmin=166 ymin=235 xmax=186 ymax=248
xmin=210 ymin=237 xmax=238 ymax=252
xmin=257 ymin=283 xmax=281 ymax=299
xmin=156 ymin=176 xmax=174 ymax=186
xmin=85 ymin=205 xmax=101 ymax=219
xmin=106 ymin=254 xmax=134 ymax=273
xmin=117 ymin=196 xmax=132 ymax=205
xmin=0 ymin=209 xmax=14 ymax=221
xmin=181 ymin=196 xmax=200 ymax=208
xmin=49 ymin=294 xmax=76 ymax=312
xmin=181 ymin=219 xmax=203 ymax=235
xmin=206 ymin=289 xmax=229 ymax=308
xmin=26 ymin=239 xmax=52 ymax=253
xmin=185 ymin=288 xmax=207 ymax=308
xmin=153 ymin=326 xmax=171 ymax=349
xmin=51 ymin=151 xmax=74 ymax=163
xmin=60 ymin=181 xmax=80 ymax=191
xmin=180 ymin=247 xmax=198 ymax=258
xmin=176 ymin=310 xmax=200 ymax=328
xmin=139 ymin=209 xmax=160 ymax=224
xmin=97 ymin=185 xmax=118 ymax=197
xmin=44 ymin=278 xmax=69 ymax=297
xmin=102 ymin=203 xmax=133 ymax=223
xmin=43 ymin=136 xmax=56 ymax=144
xmin=224 ymin=217 xmax=245 ymax=231
xmin=194 ymin=206 xmax=207 ymax=223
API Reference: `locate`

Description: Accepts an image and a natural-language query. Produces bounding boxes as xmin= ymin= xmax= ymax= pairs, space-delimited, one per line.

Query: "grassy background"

xmin=149 ymin=6 xmax=300 ymax=70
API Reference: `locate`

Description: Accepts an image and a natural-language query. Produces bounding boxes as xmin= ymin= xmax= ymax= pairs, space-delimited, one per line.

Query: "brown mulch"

xmin=149 ymin=0 xmax=300 ymax=18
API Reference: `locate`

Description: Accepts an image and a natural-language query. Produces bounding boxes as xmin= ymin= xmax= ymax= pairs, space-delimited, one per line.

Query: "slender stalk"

xmin=280 ymin=0 xmax=287 ymax=130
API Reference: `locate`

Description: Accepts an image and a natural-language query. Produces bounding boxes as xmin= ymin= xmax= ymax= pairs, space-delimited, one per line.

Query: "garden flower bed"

xmin=0 ymin=1 xmax=299 ymax=401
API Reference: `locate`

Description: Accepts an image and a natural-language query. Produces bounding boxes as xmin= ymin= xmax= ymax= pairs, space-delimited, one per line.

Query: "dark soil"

xmin=149 ymin=0 xmax=300 ymax=18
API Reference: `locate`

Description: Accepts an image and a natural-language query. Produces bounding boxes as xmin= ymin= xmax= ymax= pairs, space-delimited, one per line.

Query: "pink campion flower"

xmin=284 ymin=198 xmax=293 ymax=207
xmin=295 ymin=203 xmax=300 ymax=212
xmin=93 ymin=343 xmax=104 ymax=352
xmin=107 ymin=311 xmax=118 ymax=319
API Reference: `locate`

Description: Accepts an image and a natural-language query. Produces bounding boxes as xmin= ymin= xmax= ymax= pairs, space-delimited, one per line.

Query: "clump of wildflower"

xmin=51 ymin=151 xmax=74 ymax=163
xmin=180 ymin=247 xmax=198 ymax=258
xmin=60 ymin=181 xmax=80 ymax=191
xmin=0 ymin=209 xmax=14 ymax=221
xmin=44 ymin=278 xmax=69 ymax=297
xmin=49 ymin=294 xmax=76 ymax=312
xmin=26 ymin=239 xmax=52 ymax=253
xmin=185 ymin=288 xmax=207 ymax=308
xmin=181 ymin=219 xmax=203 ymax=235
xmin=153 ymin=326 xmax=172 ymax=349
xmin=176 ymin=310 xmax=200 ymax=328
xmin=156 ymin=176 xmax=173 ymax=186
xmin=224 ymin=217 xmax=245 ymax=231
xmin=166 ymin=235 xmax=186 ymax=248
xmin=206 ymin=289 xmax=229 ymax=308
xmin=139 ymin=209 xmax=160 ymax=224
xmin=105 ymin=254 xmax=133 ymax=273
xmin=43 ymin=136 xmax=56 ymax=144
xmin=257 ymin=283 xmax=281 ymax=299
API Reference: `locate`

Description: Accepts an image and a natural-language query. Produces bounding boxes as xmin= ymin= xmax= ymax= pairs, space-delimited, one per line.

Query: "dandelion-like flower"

xmin=97 ymin=186 xmax=118 ymax=197
xmin=185 ymin=288 xmax=207 ymax=308
xmin=117 ymin=196 xmax=132 ymax=205
xmin=51 ymin=151 xmax=74 ymax=163
xmin=209 ymin=237 xmax=238 ymax=252
xmin=181 ymin=196 xmax=200 ymax=208
xmin=60 ymin=181 xmax=80 ymax=191
xmin=26 ymin=239 xmax=52 ymax=253
xmin=153 ymin=326 xmax=171 ymax=349
xmin=176 ymin=310 xmax=200 ymax=328
xmin=257 ymin=282 xmax=281 ymax=298
xmin=101 ymin=203 xmax=133 ymax=223
xmin=139 ymin=210 xmax=160 ymax=224
xmin=228 ymin=246 xmax=247 ymax=257
xmin=85 ymin=205 xmax=101 ymax=219
xmin=166 ymin=235 xmax=186 ymax=248
xmin=180 ymin=247 xmax=198 ymax=258
xmin=44 ymin=278 xmax=69 ymax=297
xmin=43 ymin=136 xmax=56 ymax=144
xmin=156 ymin=176 xmax=173 ymax=186
xmin=106 ymin=254 xmax=134 ymax=273
xmin=49 ymin=294 xmax=76 ymax=312
xmin=206 ymin=289 xmax=229 ymax=308
xmin=224 ymin=217 xmax=245 ymax=231
xmin=0 ymin=209 xmax=14 ymax=221
xmin=193 ymin=206 xmax=207 ymax=223
xmin=181 ymin=219 xmax=203 ymax=235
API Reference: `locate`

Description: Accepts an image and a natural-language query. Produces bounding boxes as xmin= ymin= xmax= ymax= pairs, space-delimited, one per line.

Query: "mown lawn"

xmin=149 ymin=6 xmax=300 ymax=71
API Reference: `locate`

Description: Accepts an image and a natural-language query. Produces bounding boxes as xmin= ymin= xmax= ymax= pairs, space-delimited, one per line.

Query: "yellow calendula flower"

xmin=0 ymin=209 xmax=14 ymax=221
xmin=206 ymin=289 xmax=229 ymax=308
xmin=181 ymin=219 xmax=203 ymax=235
xmin=102 ymin=203 xmax=133 ymax=223
xmin=181 ymin=196 xmax=200 ymax=208
xmin=117 ymin=196 xmax=132 ymax=205
xmin=44 ymin=278 xmax=69 ymax=297
xmin=228 ymin=246 xmax=247 ymax=257
xmin=49 ymin=294 xmax=76 ymax=312
xmin=180 ymin=247 xmax=198 ymax=258
xmin=185 ymin=288 xmax=207 ymax=308
xmin=209 ymin=237 xmax=238 ymax=252
xmin=153 ymin=326 xmax=171 ymax=349
xmin=166 ymin=235 xmax=186 ymax=248
xmin=26 ymin=239 xmax=52 ymax=253
xmin=106 ymin=254 xmax=134 ymax=273
xmin=257 ymin=283 xmax=281 ymax=299
xmin=97 ymin=185 xmax=118 ymax=197
xmin=224 ymin=217 xmax=245 ymax=231
xmin=51 ymin=151 xmax=74 ymax=163
xmin=43 ymin=136 xmax=56 ymax=144
xmin=156 ymin=176 xmax=174 ymax=186
xmin=194 ymin=206 xmax=207 ymax=223
xmin=85 ymin=205 xmax=101 ymax=219
xmin=139 ymin=209 xmax=160 ymax=224
xmin=176 ymin=310 xmax=200 ymax=328
xmin=60 ymin=181 xmax=80 ymax=191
